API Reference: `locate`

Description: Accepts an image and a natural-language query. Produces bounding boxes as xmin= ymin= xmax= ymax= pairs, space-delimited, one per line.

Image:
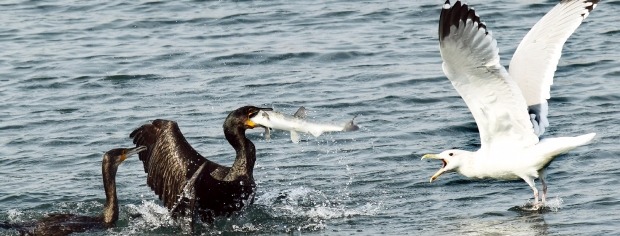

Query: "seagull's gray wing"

xmin=439 ymin=0 xmax=539 ymax=150
xmin=509 ymin=0 xmax=599 ymax=136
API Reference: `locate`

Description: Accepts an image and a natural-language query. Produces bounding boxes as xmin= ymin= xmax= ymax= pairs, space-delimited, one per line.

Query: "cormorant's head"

xmin=225 ymin=106 xmax=273 ymax=130
xmin=103 ymin=146 xmax=147 ymax=167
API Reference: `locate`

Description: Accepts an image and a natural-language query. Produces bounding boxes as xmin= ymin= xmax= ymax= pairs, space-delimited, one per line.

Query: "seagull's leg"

xmin=521 ymin=176 xmax=539 ymax=205
xmin=538 ymin=169 xmax=548 ymax=205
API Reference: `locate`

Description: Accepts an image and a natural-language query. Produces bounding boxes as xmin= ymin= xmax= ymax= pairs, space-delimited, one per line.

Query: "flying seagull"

xmin=422 ymin=0 xmax=598 ymax=208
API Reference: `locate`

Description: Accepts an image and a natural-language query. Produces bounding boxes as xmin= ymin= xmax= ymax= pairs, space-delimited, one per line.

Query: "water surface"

xmin=1 ymin=0 xmax=619 ymax=235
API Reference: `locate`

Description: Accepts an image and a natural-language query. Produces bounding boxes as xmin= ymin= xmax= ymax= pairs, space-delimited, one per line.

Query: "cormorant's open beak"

xmin=421 ymin=154 xmax=447 ymax=183
xmin=122 ymin=146 xmax=147 ymax=161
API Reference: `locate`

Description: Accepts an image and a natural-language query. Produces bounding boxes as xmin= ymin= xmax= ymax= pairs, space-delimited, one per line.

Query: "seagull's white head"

xmin=421 ymin=149 xmax=472 ymax=183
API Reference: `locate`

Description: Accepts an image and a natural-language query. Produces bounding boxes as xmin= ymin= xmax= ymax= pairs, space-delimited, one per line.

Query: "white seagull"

xmin=422 ymin=0 xmax=599 ymax=207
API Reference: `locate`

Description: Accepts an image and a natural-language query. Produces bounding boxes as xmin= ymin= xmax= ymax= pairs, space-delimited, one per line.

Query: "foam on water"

xmin=541 ymin=196 xmax=564 ymax=212
xmin=124 ymin=200 xmax=175 ymax=231
xmin=510 ymin=196 xmax=564 ymax=213
xmin=6 ymin=209 xmax=23 ymax=223
xmin=258 ymin=186 xmax=380 ymax=218
xmin=184 ymin=186 xmax=384 ymax=233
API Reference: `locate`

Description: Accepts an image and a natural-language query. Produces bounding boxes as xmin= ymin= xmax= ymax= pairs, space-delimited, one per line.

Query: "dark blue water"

xmin=1 ymin=0 xmax=619 ymax=235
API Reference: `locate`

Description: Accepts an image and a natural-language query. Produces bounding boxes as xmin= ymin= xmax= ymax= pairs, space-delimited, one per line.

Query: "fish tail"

xmin=343 ymin=115 xmax=359 ymax=132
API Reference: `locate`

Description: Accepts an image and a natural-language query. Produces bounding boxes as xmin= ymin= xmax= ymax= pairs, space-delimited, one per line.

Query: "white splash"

xmin=125 ymin=200 xmax=175 ymax=230
xmin=522 ymin=196 xmax=563 ymax=212
xmin=543 ymin=196 xmax=564 ymax=211
xmin=7 ymin=209 xmax=23 ymax=222
xmin=231 ymin=223 xmax=261 ymax=232
xmin=258 ymin=186 xmax=382 ymax=223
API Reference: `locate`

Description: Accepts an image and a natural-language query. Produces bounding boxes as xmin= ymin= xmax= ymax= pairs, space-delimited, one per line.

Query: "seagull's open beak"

xmin=421 ymin=154 xmax=447 ymax=183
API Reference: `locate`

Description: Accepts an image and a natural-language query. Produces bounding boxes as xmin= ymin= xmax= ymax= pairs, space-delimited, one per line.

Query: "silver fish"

xmin=250 ymin=106 xmax=359 ymax=143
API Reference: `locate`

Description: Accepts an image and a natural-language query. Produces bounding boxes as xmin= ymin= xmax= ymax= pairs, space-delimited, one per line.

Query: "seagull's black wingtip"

xmin=438 ymin=0 xmax=488 ymax=42
xmin=584 ymin=0 xmax=599 ymax=14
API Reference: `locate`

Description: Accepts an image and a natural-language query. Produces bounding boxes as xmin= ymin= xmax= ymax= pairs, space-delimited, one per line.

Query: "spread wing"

xmin=509 ymin=0 xmax=599 ymax=136
xmin=438 ymin=0 xmax=539 ymax=149
xmin=130 ymin=119 xmax=207 ymax=209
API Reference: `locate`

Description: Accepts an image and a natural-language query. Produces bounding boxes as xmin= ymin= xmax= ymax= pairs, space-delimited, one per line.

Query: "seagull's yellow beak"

xmin=421 ymin=154 xmax=447 ymax=183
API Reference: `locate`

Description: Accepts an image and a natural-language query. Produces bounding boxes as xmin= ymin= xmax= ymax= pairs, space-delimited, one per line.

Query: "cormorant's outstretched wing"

xmin=509 ymin=0 xmax=599 ymax=136
xmin=130 ymin=119 xmax=207 ymax=209
xmin=438 ymin=0 xmax=540 ymax=150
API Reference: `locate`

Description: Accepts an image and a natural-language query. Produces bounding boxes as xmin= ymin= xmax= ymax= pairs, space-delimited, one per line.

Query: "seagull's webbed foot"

xmin=532 ymin=202 xmax=545 ymax=211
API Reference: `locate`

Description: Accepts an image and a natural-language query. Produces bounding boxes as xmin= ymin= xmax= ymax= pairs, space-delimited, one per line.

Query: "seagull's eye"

xmin=449 ymin=153 xmax=454 ymax=156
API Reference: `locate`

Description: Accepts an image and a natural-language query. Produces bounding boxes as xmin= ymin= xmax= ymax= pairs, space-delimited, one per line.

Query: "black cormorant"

xmin=0 ymin=146 xmax=146 ymax=236
xmin=129 ymin=106 xmax=271 ymax=224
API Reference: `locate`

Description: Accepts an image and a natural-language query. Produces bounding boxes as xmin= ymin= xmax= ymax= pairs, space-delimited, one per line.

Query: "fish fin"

xmin=343 ymin=115 xmax=360 ymax=131
xmin=290 ymin=131 xmax=301 ymax=143
xmin=293 ymin=106 xmax=307 ymax=119
xmin=264 ymin=127 xmax=271 ymax=141
xmin=309 ymin=129 xmax=323 ymax=137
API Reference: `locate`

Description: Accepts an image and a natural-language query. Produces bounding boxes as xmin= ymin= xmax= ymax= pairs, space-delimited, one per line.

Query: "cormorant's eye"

xmin=449 ymin=153 xmax=453 ymax=156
